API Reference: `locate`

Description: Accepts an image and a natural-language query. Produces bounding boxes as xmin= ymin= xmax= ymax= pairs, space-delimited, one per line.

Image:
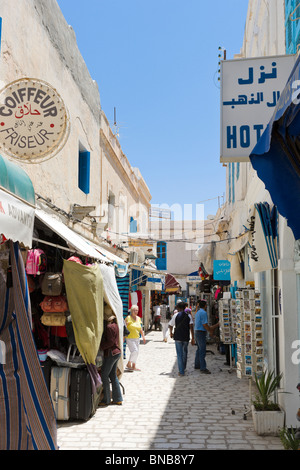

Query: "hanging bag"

xmin=41 ymin=272 xmax=63 ymax=296
xmin=41 ymin=312 xmax=67 ymax=327
xmin=40 ymin=295 xmax=69 ymax=313
xmin=25 ymin=248 xmax=47 ymax=276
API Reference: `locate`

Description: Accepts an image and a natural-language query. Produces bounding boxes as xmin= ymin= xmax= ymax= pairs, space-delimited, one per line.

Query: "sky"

xmin=57 ymin=0 xmax=249 ymax=220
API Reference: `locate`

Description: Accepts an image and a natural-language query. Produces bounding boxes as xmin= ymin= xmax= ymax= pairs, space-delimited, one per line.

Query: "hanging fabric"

xmin=0 ymin=241 xmax=57 ymax=450
xmin=62 ymin=259 xmax=103 ymax=366
xmin=116 ymin=273 xmax=130 ymax=359
xmin=98 ymin=263 xmax=124 ymax=376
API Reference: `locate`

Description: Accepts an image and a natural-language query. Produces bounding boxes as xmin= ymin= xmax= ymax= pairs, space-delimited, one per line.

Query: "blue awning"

xmin=250 ymin=55 xmax=300 ymax=240
xmin=0 ymin=154 xmax=35 ymax=205
xmin=0 ymin=154 xmax=35 ymax=247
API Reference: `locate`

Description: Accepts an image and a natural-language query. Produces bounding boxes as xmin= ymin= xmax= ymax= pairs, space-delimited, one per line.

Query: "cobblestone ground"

xmin=57 ymin=330 xmax=283 ymax=451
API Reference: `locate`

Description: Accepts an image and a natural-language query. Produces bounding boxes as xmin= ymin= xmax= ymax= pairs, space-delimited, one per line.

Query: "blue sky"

xmin=57 ymin=0 xmax=249 ymax=219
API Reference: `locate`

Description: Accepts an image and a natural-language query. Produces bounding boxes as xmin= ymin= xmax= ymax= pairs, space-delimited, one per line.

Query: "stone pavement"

xmin=57 ymin=330 xmax=283 ymax=451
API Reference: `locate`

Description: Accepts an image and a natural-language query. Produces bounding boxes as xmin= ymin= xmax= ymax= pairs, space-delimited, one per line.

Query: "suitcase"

xmin=41 ymin=356 xmax=54 ymax=391
xmin=70 ymin=368 xmax=93 ymax=421
xmin=50 ymin=367 xmax=71 ymax=421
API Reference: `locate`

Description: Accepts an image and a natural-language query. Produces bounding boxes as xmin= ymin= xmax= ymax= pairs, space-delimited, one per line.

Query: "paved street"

xmin=57 ymin=330 xmax=283 ymax=451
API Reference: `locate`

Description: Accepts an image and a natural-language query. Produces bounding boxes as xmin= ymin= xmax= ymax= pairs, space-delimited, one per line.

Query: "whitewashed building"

xmin=218 ymin=0 xmax=300 ymax=427
xmin=0 ymin=0 xmax=151 ymax=258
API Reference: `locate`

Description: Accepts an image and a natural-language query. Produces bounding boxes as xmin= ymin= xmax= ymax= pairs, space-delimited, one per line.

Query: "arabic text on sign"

xmin=0 ymin=87 xmax=58 ymax=118
xmin=237 ymin=62 xmax=277 ymax=85
xmin=223 ymin=90 xmax=281 ymax=109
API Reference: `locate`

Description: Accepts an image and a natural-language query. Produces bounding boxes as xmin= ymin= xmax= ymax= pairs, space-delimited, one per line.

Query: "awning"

xmin=35 ymin=208 xmax=125 ymax=264
xmin=248 ymin=202 xmax=279 ymax=273
xmin=0 ymin=155 xmax=35 ymax=247
xmin=165 ymin=273 xmax=181 ymax=293
xmin=0 ymin=154 xmax=35 ymax=205
xmin=228 ymin=231 xmax=250 ymax=255
xmin=250 ymin=54 xmax=300 ymax=240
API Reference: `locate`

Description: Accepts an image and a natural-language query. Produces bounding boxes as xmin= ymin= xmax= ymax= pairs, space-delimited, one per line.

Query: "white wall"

xmin=0 ymin=0 xmax=151 ymax=248
xmin=0 ymin=0 xmax=101 ymax=219
xmin=224 ymin=0 xmax=300 ymax=426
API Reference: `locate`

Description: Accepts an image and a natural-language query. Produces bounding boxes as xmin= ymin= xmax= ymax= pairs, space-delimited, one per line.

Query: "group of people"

xmin=169 ymin=300 xmax=219 ymax=376
xmin=98 ymin=298 xmax=219 ymax=407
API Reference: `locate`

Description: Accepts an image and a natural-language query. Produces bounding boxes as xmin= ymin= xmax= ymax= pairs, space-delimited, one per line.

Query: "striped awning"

xmin=165 ymin=273 xmax=181 ymax=293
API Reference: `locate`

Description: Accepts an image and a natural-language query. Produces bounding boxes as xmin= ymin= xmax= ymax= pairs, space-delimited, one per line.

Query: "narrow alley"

xmin=57 ymin=330 xmax=283 ymax=451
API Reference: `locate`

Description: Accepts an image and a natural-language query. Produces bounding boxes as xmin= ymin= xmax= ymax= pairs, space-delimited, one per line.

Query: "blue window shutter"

xmin=156 ymin=242 xmax=167 ymax=270
xmin=78 ymin=151 xmax=90 ymax=194
xmin=130 ymin=217 xmax=137 ymax=233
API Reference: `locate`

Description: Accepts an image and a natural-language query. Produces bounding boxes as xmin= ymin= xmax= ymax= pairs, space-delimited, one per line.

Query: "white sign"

xmin=150 ymin=206 xmax=171 ymax=219
xmin=0 ymin=188 xmax=35 ymax=247
xmin=0 ymin=78 xmax=70 ymax=162
xmin=220 ymin=55 xmax=296 ymax=162
xmin=187 ymin=275 xmax=201 ymax=283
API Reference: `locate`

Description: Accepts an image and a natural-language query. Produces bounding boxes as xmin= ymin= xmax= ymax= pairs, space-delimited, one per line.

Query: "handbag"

xmin=40 ymin=295 xmax=68 ymax=313
xmin=41 ymin=312 xmax=66 ymax=326
xmin=41 ymin=272 xmax=63 ymax=296
xmin=123 ymin=323 xmax=130 ymax=337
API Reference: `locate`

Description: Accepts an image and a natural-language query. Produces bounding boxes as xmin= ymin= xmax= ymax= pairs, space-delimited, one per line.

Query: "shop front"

xmin=26 ymin=202 xmax=127 ymax=422
xmin=0 ymin=154 xmax=58 ymax=450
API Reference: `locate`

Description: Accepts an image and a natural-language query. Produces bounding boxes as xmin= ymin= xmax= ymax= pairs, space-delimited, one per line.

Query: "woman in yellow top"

xmin=125 ymin=305 xmax=146 ymax=371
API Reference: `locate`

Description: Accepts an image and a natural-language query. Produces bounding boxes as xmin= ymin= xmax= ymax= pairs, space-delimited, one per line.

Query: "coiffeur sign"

xmin=0 ymin=78 xmax=69 ymax=162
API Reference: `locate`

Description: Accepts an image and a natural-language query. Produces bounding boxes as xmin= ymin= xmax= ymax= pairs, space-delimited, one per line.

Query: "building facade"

xmin=150 ymin=219 xmax=214 ymax=295
xmin=219 ymin=0 xmax=300 ymax=426
xmin=0 ymin=0 xmax=151 ymax=256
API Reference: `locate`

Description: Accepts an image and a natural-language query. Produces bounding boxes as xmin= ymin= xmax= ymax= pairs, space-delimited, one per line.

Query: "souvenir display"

xmin=218 ymin=298 xmax=237 ymax=344
xmin=235 ymin=289 xmax=263 ymax=379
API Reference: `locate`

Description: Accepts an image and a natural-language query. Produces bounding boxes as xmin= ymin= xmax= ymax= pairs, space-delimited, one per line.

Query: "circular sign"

xmin=0 ymin=78 xmax=70 ymax=162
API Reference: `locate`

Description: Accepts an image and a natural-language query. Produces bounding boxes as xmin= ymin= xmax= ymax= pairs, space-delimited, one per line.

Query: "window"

xmin=156 ymin=241 xmax=167 ymax=270
xmin=130 ymin=217 xmax=137 ymax=233
xmin=78 ymin=150 xmax=90 ymax=194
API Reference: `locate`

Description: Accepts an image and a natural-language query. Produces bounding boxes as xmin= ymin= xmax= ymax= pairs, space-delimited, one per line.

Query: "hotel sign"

xmin=0 ymin=78 xmax=69 ymax=162
xmin=220 ymin=55 xmax=296 ymax=162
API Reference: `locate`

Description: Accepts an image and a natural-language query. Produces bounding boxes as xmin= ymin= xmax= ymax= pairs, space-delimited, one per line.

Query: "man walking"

xmin=169 ymin=302 xmax=195 ymax=376
xmin=160 ymin=301 xmax=169 ymax=342
xmin=194 ymin=299 xmax=219 ymax=374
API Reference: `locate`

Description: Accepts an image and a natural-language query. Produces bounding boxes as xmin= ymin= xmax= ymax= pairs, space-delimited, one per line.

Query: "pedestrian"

xmin=168 ymin=302 xmax=195 ymax=376
xmin=160 ymin=301 xmax=170 ymax=342
xmin=125 ymin=305 xmax=146 ymax=371
xmin=194 ymin=299 xmax=219 ymax=374
xmin=99 ymin=308 xmax=123 ymax=406
xmin=152 ymin=302 xmax=161 ymax=330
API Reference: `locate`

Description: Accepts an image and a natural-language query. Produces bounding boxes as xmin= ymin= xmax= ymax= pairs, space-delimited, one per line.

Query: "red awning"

xmin=165 ymin=273 xmax=180 ymax=293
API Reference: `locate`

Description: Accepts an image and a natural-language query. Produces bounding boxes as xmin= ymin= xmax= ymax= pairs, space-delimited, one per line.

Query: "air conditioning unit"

xmin=136 ymin=248 xmax=145 ymax=263
xmin=129 ymin=251 xmax=139 ymax=264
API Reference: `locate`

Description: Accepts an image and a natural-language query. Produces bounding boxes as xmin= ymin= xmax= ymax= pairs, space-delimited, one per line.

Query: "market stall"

xmin=0 ymin=154 xmax=58 ymax=450
xmin=26 ymin=204 xmax=126 ymax=421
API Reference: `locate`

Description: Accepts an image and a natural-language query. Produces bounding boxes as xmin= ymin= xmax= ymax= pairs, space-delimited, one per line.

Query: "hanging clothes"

xmin=116 ymin=273 xmax=130 ymax=359
xmin=129 ymin=291 xmax=143 ymax=318
xmin=116 ymin=273 xmax=130 ymax=319
xmin=99 ymin=263 xmax=124 ymax=376
xmin=62 ymin=260 xmax=103 ymax=366
xmin=0 ymin=241 xmax=57 ymax=450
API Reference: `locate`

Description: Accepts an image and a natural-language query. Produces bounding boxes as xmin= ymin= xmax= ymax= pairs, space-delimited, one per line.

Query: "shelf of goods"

xmin=235 ymin=289 xmax=263 ymax=379
xmin=219 ymin=298 xmax=237 ymax=345
xmin=219 ymin=289 xmax=263 ymax=379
